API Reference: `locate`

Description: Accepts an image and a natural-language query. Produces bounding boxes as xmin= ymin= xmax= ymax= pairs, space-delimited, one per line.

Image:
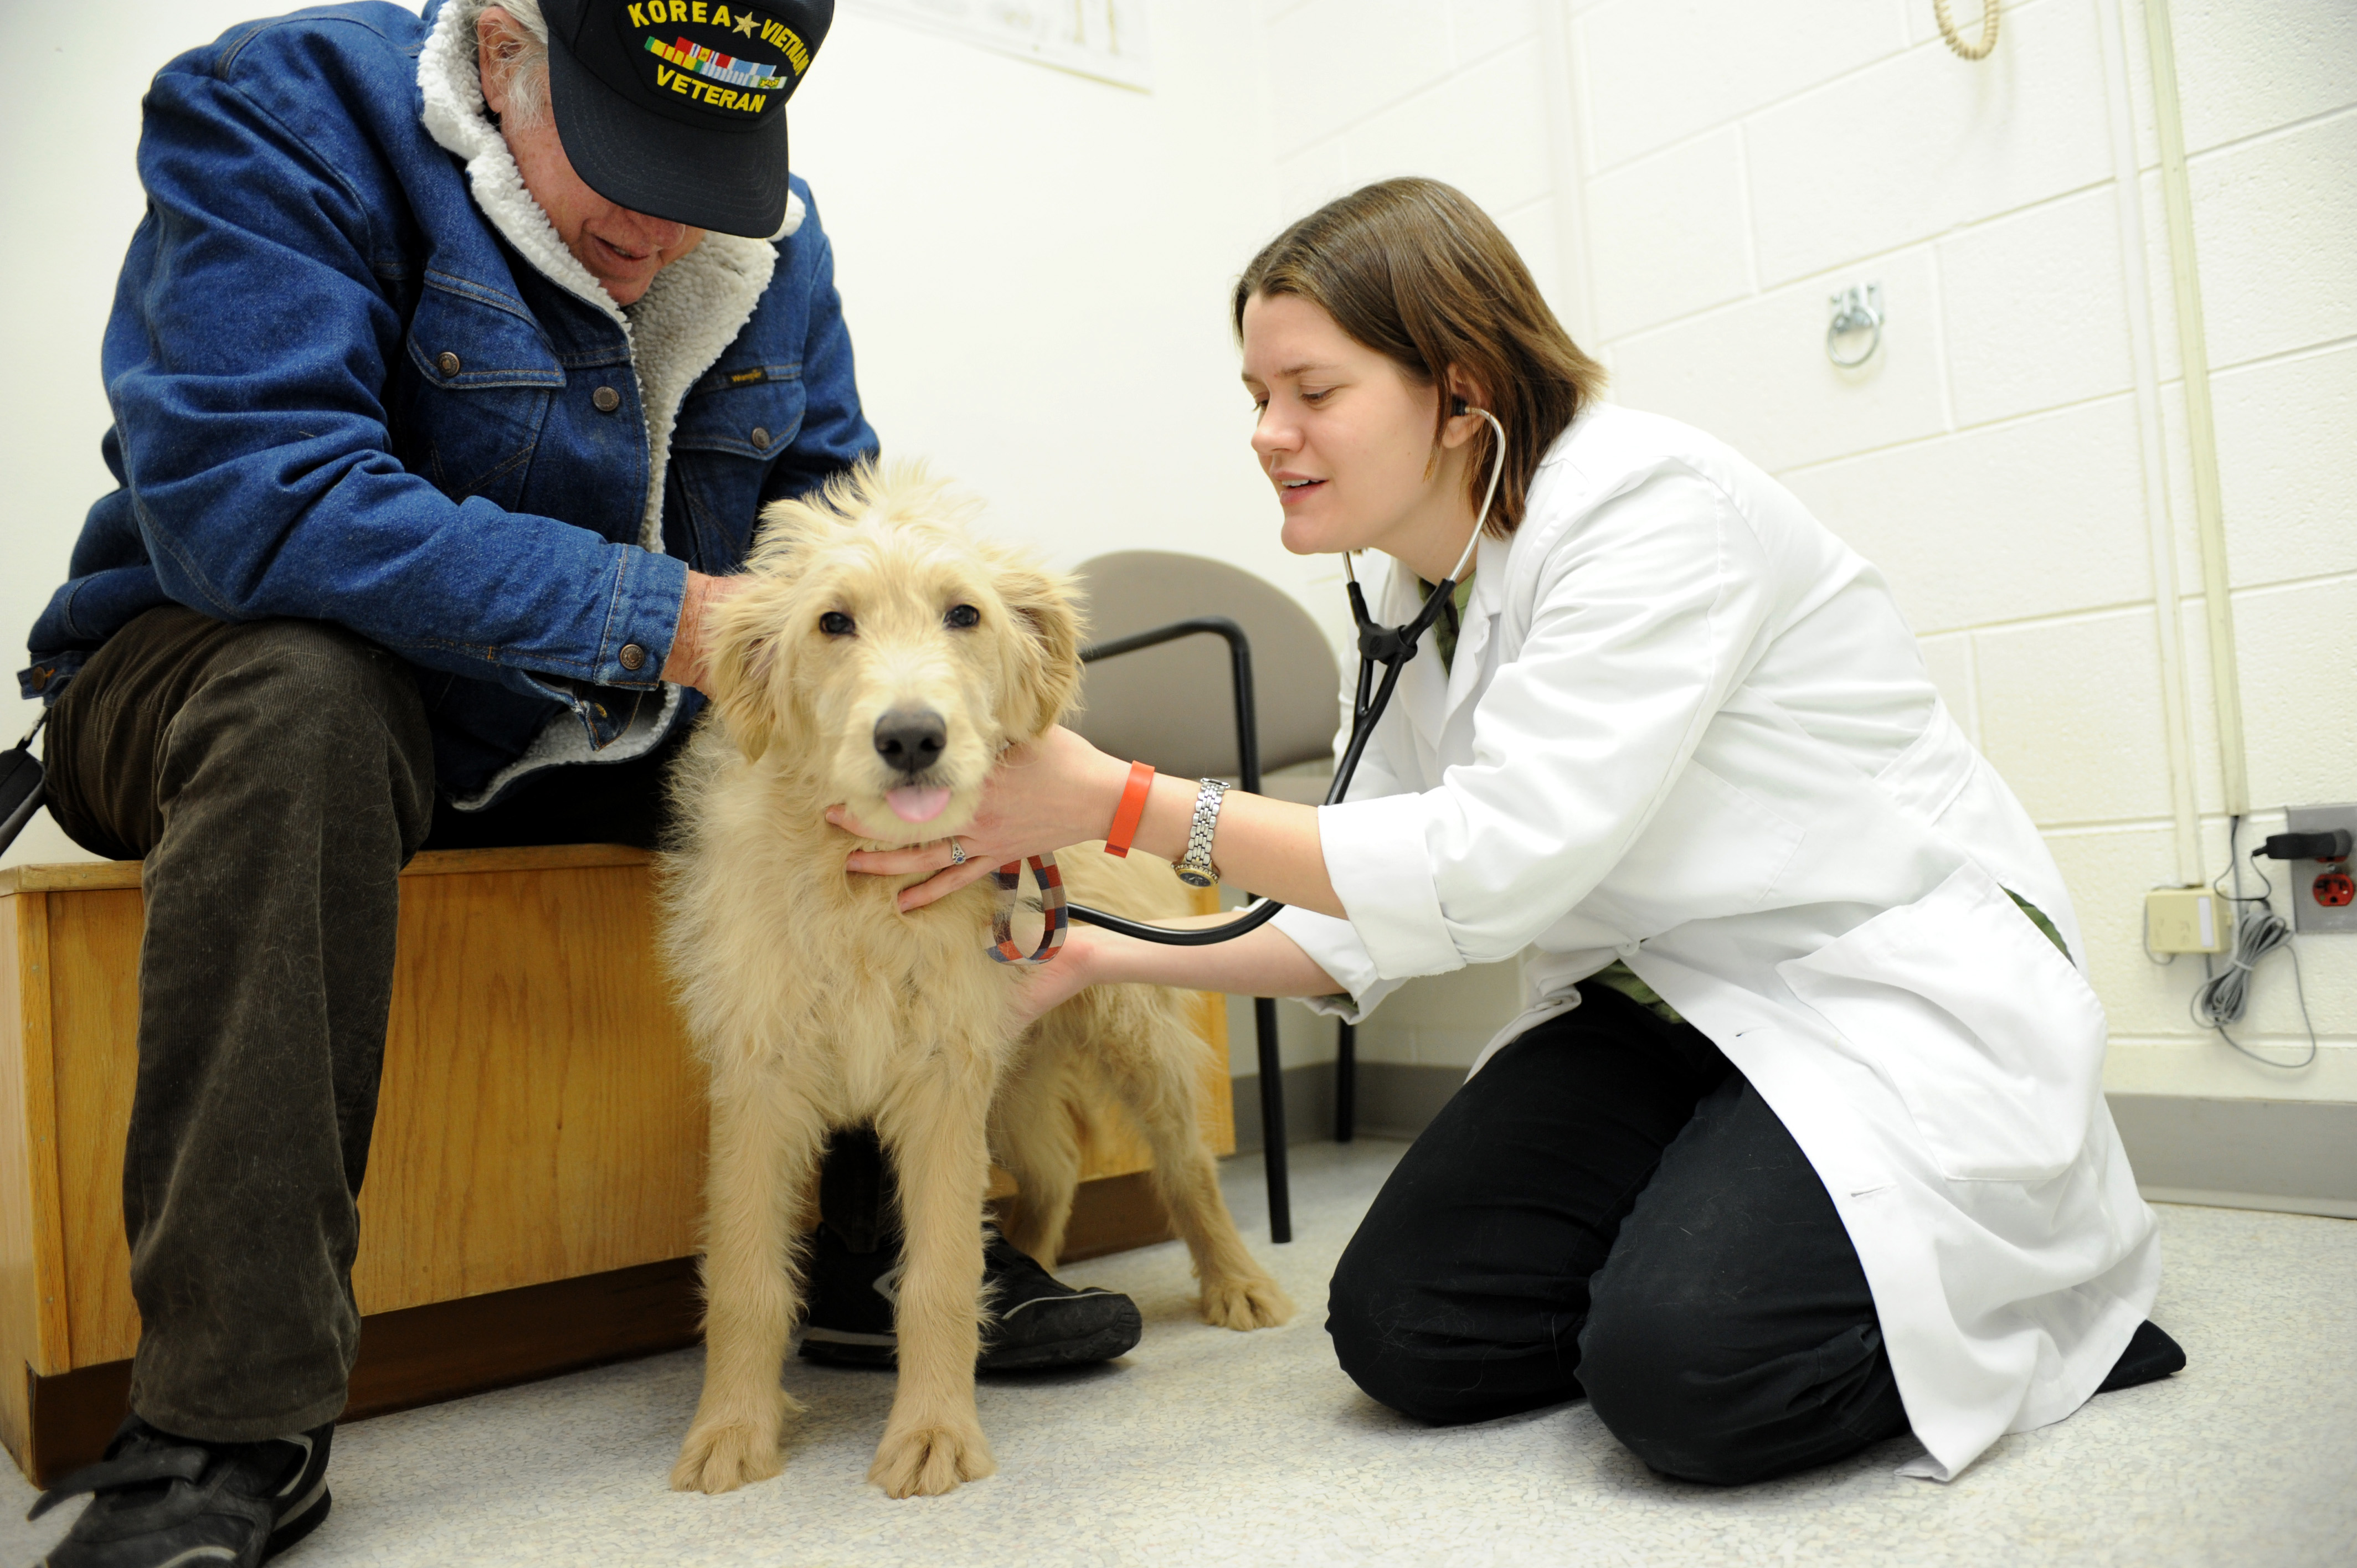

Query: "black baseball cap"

xmin=538 ymin=0 xmax=833 ymax=239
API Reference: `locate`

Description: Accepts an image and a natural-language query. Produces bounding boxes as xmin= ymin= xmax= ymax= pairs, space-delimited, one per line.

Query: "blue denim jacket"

xmin=19 ymin=1 xmax=877 ymax=803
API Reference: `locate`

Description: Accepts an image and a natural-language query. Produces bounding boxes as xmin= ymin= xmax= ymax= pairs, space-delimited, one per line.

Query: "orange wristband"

xmin=1103 ymin=760 xmax=1156 ymax=858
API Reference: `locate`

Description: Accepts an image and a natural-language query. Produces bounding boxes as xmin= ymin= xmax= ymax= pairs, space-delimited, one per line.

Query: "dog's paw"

xmin=671 ymin=1419 xmax=786 ymax=1494
xmin=1199 ymin=1272 xmax=1296 ymax=1330
xmin=867 ymin=1420 xmax=996 ymax=1499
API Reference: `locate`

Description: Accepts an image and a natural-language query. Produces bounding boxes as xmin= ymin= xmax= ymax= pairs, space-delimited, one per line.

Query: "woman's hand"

xmin=829 ymin=724 xmax=1129 ymax=911
xmin=1005 ymin=927 xmax=1102 ymax=1031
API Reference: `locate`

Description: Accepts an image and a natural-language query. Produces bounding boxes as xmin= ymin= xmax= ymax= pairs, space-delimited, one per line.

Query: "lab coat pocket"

xmin=1778 ymin=862 xmax=2107 ymax=1183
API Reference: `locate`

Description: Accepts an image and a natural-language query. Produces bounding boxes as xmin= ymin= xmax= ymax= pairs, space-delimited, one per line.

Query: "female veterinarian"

xmin=842 ymin=177 xmax=2184 ymax=1486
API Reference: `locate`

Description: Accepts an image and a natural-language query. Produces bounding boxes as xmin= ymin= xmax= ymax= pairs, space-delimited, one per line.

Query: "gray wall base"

xmin=2109 ymin=1094 xmax=2357 ymax=1221
xmin=1231 ymin=1061 xmax=1465 ymax=1151
xmin=1229 ymin=1066 xmax=1331 ymax=1153
xmin=1234 ymin=1074 xmax=2357 ymax=1225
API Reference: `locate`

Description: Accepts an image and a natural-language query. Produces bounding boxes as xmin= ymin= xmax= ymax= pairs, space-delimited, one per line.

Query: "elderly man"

xmin=18 ymin=3 xmax=1132 ymax=1561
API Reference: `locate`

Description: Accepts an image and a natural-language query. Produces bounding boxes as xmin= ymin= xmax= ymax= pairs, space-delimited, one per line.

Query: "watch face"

xmin=1176 ymin=866 xmax=1217 ymax=889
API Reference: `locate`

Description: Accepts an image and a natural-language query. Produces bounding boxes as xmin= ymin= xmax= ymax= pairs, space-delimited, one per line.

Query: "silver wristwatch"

xmin=1174 ymin=777 xmax=1229 ymax=889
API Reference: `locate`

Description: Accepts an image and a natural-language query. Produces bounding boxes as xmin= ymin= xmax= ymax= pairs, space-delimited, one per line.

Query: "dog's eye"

xmin=944 ymin=604 xmax=981 ymax=630
xmin=819 ymin=611 xmax=856 ymax=637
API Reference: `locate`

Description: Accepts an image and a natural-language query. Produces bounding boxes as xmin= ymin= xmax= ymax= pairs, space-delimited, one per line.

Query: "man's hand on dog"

xmin=662 ymin=571 xmax=750 ymax=695
xmin=830 ymin=725 xmax=1128 ymax=911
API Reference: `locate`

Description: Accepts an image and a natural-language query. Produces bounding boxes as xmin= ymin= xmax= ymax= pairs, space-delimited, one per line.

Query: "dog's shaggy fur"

xmin=661 ymin=462 xmax=1292 ymax=1499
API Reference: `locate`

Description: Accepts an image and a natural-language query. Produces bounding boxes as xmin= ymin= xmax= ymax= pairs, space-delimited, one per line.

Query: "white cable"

xmin=2191 ymin=818 xmax=2319 ymax=1069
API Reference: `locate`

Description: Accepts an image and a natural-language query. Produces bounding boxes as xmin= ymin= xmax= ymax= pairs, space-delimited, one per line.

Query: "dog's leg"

xmin=869 ymin=1067 xmax=997 ymax=1498
xmin=1111 ymin=1010 xmax=1296 ymax=1331
xmin=673 ymin=1062 xmax=824 ymax=1494
xmin=990 ymin=1057 xmax=1083 ymax=1270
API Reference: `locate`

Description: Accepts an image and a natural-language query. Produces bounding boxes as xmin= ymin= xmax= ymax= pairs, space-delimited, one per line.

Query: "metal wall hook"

xmin=1826 ymin=283 xmax=1883 ymax=368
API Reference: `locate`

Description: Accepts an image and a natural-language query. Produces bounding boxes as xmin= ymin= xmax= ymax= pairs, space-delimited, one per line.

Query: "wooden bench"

xmin=0 ymin=845 xmax=1231 ymax=1486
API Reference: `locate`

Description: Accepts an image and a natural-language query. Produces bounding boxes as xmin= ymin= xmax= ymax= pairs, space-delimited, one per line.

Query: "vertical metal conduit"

xmin=2094 ymin=0 xmax=2204 ymax=886
xmin=2142 ymin=0 xmax=2251 ymax=819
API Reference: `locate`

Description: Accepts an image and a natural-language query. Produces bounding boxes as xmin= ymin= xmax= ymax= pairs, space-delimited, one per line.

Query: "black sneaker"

xmin=975 ymin=1232 xmax=1145 ymax=1370
xmin=29 ymin=1415 xmax=332 ymax=1567
xmin=797 ymin=1220 xmax=902 ymax=1368
xmin=799 ymin=1225 xmax=1143 ymax=1371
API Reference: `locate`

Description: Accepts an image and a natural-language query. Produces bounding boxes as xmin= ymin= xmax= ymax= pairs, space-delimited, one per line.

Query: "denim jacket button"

xmin=593 ymin=385 xmax=622 ymax=414
xmin=435 ymin=350 xmax=461 ymax=376
xmin=618 ymin=642 xmax=647 ymax=672
xmin=750 ymin=426 xmax=771 ymax=448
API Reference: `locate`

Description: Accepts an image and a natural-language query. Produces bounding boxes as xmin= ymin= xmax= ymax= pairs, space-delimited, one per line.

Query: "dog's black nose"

xmin=873 ymin=709 xmax=948 ymax=775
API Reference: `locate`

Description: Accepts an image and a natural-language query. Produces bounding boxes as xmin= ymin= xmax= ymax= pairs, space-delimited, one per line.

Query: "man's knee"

xmin=204 ymin=619 xmax=423 ymax=737
xmin=168 ymin=620 xmax=434 ymax=839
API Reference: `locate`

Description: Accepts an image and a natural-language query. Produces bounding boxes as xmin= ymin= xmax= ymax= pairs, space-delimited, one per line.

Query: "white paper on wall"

xmin=854 ymin=0 xmax=1151 ymax=90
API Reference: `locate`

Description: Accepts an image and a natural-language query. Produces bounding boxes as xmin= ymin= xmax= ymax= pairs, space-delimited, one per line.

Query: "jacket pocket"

xmin=671 ymin=367 xmax=804 ymax=459
xmin=670 ymin=370 xmax=806 ymax=560
xmin=1777 ymin=860 xmax=2107 ymax=1183
xmin=394 ymin=280 xmax=565 ymax=507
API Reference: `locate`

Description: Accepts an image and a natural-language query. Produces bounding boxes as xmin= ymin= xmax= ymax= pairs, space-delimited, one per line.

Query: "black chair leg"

xmin=1334 ymin=1019 xmax=1356 ymax=1143
xmin=1254 ymin=996 xmax=1291 ymax=1243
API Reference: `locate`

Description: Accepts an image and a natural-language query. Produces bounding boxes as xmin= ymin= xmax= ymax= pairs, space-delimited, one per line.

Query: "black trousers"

xmin=1326 ymin=984 xmax=1913 ymax=1486
xmin=43 ymin=607 xmax=689 ymax=1438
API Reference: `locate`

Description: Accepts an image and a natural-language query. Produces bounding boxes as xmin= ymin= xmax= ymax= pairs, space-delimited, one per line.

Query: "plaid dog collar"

xmin=989 ymin=854 xmax=1068 ymax=966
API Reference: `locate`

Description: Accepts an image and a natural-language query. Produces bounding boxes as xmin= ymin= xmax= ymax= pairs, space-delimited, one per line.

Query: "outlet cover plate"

xmin=2147 ymin=887 xmax=2230 ymax=953
xmin=2282 ymin=804 xmax=2357 ymax=935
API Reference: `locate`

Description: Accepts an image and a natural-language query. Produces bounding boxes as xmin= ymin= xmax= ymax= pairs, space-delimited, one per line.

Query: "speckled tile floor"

xmin=8 ymin=1139 xmax=2355 ymax=1567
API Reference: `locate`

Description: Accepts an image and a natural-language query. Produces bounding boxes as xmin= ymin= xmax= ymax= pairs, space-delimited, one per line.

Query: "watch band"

xmin=1174 ymin=777 xmax=1229 ymax=889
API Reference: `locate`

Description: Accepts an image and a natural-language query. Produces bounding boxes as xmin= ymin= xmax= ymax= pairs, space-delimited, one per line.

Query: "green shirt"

xmin=1420 ymin=576 xmax=1478 ymax=676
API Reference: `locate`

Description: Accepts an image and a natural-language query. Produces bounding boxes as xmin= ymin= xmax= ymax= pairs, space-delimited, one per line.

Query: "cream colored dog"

xmin=661 ymin=461 xmax=1293 ymax=1500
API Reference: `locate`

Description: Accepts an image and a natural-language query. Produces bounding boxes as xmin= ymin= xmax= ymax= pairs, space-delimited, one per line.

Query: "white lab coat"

xmin=1271 ymin=403 xmax=2159 ymax=1481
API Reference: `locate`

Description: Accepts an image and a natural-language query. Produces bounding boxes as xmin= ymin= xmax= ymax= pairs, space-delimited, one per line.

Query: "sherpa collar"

xmin=415 ymin=0 xmax=799 ymax=550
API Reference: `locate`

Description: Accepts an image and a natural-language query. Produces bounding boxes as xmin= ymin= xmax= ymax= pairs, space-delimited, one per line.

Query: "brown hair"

xmin=1232 ymin=178 xmax=1605 ymax=537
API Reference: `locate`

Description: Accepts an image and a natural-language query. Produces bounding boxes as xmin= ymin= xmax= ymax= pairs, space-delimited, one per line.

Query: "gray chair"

xmin=1068 ymin=552 xmax=1357 ymax=1243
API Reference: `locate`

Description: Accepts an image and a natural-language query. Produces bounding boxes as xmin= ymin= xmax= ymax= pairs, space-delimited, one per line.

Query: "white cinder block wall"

xmin=1258 ymin=0 xmax=2356 ymax=1103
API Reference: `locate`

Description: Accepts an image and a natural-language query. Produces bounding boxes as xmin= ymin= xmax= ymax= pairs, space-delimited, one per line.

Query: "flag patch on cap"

xmin=645 ymin=36 xmax=789 ymax=91
xmin=618 ymin=3 xmax=812 ymax=122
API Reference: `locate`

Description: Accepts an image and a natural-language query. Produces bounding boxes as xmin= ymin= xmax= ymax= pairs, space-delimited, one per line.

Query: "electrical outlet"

xmin=2146 ymin=887 xmax=2229 ymax=953
xmin=2282 ymin=804 xmax=2357 ymax=935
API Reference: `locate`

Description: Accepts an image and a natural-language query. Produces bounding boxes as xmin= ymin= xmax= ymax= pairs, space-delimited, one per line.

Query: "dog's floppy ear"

xmin=995 ymin=563 xmax=1084 ymax=741
xmin=708 ymin=491 xmax=851 ymax=761
xmin=705 ymin=582 xmax=783 ymax=762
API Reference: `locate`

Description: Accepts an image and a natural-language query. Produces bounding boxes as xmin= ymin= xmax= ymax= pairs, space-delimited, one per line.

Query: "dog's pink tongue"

xmin=885 ymin=786 xmax=953 ymax=824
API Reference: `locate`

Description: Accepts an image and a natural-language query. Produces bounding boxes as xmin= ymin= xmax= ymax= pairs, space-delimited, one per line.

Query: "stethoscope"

xmin=1052 ymin=403 xmax=1508 ymax=949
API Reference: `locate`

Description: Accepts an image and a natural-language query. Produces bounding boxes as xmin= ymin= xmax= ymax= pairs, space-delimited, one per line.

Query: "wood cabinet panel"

xmin=47 ymin=890 xmax=143 ymax=1366
xmin=356 ymin=864 xmax=708 ymax=1314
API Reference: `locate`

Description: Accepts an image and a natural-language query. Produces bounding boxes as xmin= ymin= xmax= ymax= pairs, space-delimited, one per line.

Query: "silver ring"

xmin=946 ymin=837 xmax=967 ymax=866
